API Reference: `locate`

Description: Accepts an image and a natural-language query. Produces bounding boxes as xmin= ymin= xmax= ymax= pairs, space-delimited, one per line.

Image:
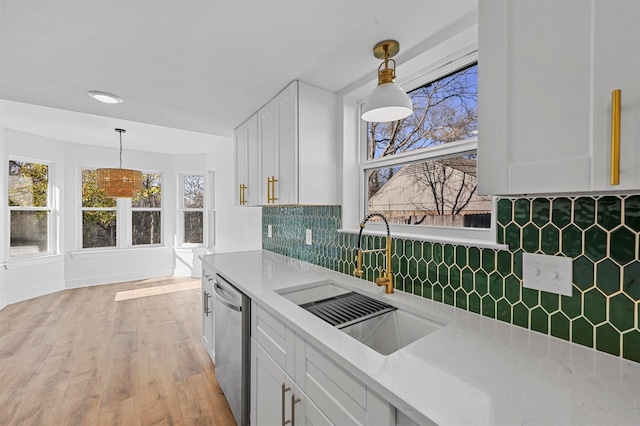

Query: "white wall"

xmin=0 ymin=129 xmax=7 ymax=309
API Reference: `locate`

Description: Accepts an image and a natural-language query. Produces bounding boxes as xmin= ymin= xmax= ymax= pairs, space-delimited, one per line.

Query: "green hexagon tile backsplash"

xmin=262 ymin=196 xmax=640 ymax=363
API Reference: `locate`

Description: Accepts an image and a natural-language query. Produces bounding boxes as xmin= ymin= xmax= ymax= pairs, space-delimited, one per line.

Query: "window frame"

xmin=356 ymin=52 xmax=498 ymax=245
xmin=78 ymin=166 xmax=164 ymax=251
xmin=8 ymin=157 xmax=55 ymax=258
xmin=205 ymin=170 xmax=216 ymax=251
xmin=131 ymin=172 xmax=163 ymax=247
xmin=178 ymin=172 xmax=205 ymax=246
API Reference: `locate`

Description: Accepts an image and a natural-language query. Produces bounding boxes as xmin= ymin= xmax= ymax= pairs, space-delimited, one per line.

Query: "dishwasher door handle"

xmin=214 ymin=282 xmax=242 ymax=312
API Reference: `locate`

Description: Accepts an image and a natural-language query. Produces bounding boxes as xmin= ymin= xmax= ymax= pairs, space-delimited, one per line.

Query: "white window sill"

xmin=69 ymin=246 xmax=169 ymax=260
xmin=3 ymin=254 xmax=64 ymax=270
xmin=337 ymin=228 xmax=509 ymax=251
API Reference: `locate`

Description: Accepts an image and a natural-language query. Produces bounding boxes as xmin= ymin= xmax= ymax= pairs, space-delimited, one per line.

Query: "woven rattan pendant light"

xmin=96 ymin=128 xmax=142 ymax=198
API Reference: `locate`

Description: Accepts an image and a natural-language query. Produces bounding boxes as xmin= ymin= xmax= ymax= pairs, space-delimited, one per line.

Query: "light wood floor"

xmin=0 ymin=276 xmax=236 ymax=425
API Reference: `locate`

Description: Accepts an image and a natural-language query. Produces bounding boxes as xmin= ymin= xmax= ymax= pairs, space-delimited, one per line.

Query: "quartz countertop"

xmin=203 ymin=250 xmax=640 ymax=425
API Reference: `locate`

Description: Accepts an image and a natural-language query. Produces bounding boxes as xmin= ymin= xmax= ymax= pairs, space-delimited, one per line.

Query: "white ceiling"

xmin=1 ymin=0 xmax=477 ymax=154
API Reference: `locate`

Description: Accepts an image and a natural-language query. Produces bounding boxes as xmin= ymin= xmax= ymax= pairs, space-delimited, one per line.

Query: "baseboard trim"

xmin=65 ymin=269 xmax=175 ymax=289
xmin=4 ymin=280 xmax=66 ymax=307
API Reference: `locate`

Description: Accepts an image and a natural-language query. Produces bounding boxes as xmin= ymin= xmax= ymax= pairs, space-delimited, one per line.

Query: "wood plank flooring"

xmin=0 ymin=276 xmax=236 ymax=425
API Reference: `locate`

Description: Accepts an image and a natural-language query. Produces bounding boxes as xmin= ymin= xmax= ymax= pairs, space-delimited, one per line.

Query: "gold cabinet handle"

xmin=268 ymin=176 xmax=278 ymax=204
xmin=239 ymin=184 xmax=247 ymax=205
xmin=281 ymin=383 xmax=291 ymax=426
xmin=611 ymin=89 xmax=621 ymax=185
xmin=290 ymin=393 xmax=301 ymax=426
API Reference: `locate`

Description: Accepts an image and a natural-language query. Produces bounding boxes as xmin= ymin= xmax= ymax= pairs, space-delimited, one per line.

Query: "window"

xmin=81 ymin=169 xmax=163 ymax=249
xmin=8 ymin=160 xmax=52 ymax=256
xmin=132 ymin=174 xmax=162 ymax=245
xmin=181 ymin=174 xmax=204 ymax=244
xmin=81 ymin=169 xmax=117 ymax=248
xmin=362 ymin=63 xmax=491 ymax=231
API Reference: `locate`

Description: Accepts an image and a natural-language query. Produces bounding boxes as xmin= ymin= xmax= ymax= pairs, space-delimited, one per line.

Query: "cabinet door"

xmin=260 ymin=81 xmax=298 ymax=205
xmin=260 ymin=100 xmax=278 ymax=205
xmin=246 ymin=114 xmax=260 ymax=205
xmin=235 ymin=114 xmax=259 ymax=206
xmin=235 ymin=119 xmax=248 ymax=206
xmin=276 ymin=82 xmax=298 ymax=205
xmin=591 ymin=1 xmax=640 ymax=190
xmin=304 ymin=343 xmax=367 ymax=425
xmin=479 ymin=0 xmax=640 ymax=194
xmin=201 ymin=275 xmax=215 ymax=362
xmin=252 ymin=339 xmax=292 ymax=426
xmin=478 ymin=0 xmax=593 ymax=195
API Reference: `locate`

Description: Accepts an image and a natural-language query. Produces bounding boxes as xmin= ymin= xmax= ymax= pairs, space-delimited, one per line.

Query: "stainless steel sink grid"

xmin=299 ymin=291 xmax=396 ymax=328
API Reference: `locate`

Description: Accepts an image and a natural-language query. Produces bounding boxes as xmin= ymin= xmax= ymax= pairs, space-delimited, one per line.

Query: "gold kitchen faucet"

xmin=353 ymin=213 xmax=394 ymax=294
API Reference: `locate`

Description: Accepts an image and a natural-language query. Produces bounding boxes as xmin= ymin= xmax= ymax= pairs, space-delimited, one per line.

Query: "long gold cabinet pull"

xmin=281 ymin=383 xmax=291 ymax=426
xmin=239 ymin=184 xmax=247 ymax=205
xmin=290 ymin=393 xmax=301 ymax=426
xmin=267 ymin=176 xmax=278 ymax=204
xmin=611 ymin=89 xmax=621 ymax=186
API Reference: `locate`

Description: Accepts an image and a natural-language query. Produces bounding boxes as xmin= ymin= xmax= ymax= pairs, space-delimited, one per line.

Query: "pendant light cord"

xmin=116 ymin=128 xmax=125 ymax=169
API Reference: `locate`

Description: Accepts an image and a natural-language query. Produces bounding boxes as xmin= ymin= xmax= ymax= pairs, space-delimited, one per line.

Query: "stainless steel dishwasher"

xmin=214 ymin=274 xmax=250 ymax=426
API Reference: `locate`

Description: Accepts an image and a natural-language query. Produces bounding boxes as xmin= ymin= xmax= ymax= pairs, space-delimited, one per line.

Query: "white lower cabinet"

xmin=251 ymin=301 xmax=396 ymax=426
xmin=252 ymin=339 xmax=329 ymax=426
xmin=201 ymin=272 xmax=215 ymax=363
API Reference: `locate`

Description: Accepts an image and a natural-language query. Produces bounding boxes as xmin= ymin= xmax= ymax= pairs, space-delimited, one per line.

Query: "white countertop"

xmin=203 ymin=250 xmax=640 ymax=426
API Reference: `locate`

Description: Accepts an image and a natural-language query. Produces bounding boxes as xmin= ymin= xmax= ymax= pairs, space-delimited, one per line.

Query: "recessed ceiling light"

xmin=88 ymin=90 xmax=123 ymax=104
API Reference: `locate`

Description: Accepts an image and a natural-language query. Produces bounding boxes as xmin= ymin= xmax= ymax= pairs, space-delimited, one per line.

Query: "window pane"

xmin=184 ymin=211 xmax=203 ymax=243
xmin=133 ymin=173 xmax=162 ymax=208
xmin=10 ymin=211 xmax=48 ymax=255
xmin=132 ymin=211 xmax=161 ymax=245
xmin=82 ymin=169 xmax=117 ymax=208
xmin=9 ymin=161 xmax=48 ymax=207
xmin=183 ymin=175 xmax=204 ymax=208
xmin=366 ymin=64 xmax=478 ymax=160
xmin=82 ymin=211 xmax=117 ymax=248
xmin=366 ymin=153 xmax=491 ymax=228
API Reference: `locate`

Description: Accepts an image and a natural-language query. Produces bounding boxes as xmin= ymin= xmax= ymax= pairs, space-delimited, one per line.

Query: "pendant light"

xmin=361 ymin=40 xmax=413 ymax=122
xmin=96 ymin=128 xmax=142 ymax=198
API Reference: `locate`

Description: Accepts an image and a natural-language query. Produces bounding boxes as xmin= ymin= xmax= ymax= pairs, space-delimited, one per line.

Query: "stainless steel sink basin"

xmin=277 ymin=281 xmax=445 ymax=355
xmin=340 ymin=309 xmax=443 ymax=355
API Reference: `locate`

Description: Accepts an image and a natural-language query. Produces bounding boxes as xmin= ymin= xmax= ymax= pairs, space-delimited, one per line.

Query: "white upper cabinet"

xmin=235 ymin=113 xmax=259 ymax=206
xmin=235 ymin=80 xmax=338 ymax=206
xmin=478 ymin=0 xmax=640 ymax=195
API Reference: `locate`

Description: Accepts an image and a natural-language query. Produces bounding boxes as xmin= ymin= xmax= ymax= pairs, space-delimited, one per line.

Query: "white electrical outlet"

xmin=305 ymin=229 xmax=313 ymax=245
xmin=523 ymin=253 xmax=573 ymax=296
xmin=267 ymin=224 xmax=272 ymax=238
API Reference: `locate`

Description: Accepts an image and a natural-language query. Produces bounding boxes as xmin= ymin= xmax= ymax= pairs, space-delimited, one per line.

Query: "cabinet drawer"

xmin=251 ymin=302 xmax=295 ymax=374
xmin=305 ymin=343 xmax=367 ymax=425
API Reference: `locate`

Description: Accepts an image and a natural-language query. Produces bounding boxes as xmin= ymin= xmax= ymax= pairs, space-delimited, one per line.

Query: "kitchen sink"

xmin=277 ymin=281 xmax=445 ymax=355
xmin=340 ymin=309 xmax=442 ymax=355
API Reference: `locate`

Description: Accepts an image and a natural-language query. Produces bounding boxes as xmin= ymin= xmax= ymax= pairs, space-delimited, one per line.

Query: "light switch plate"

xmin=305 ymin=229 xmax=313 ymax=245
xmin=522 ymin=253 xmax=573 ymax=296
xmin=267 ymin=224 xmax=272 ymax=238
